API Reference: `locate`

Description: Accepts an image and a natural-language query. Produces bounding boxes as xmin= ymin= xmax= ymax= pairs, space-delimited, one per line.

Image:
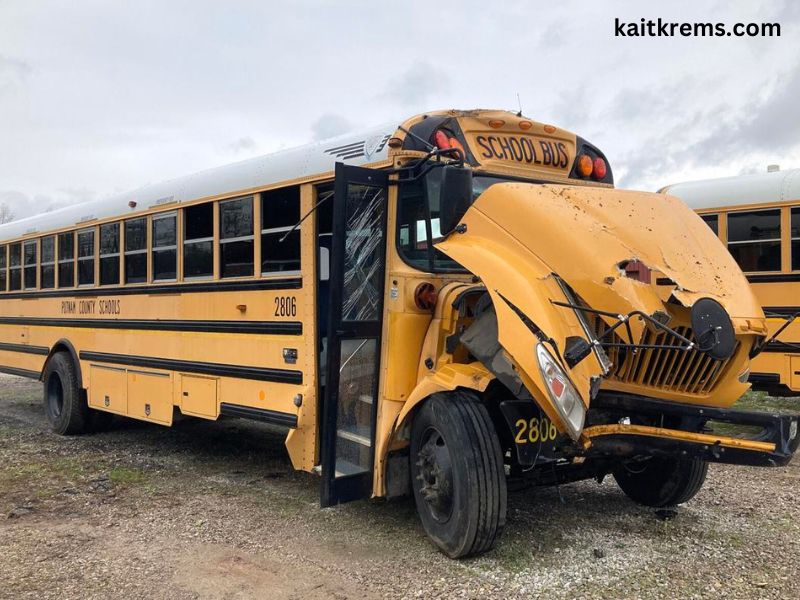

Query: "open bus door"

xmin=320 ymin=163 xmax=389 ymax=506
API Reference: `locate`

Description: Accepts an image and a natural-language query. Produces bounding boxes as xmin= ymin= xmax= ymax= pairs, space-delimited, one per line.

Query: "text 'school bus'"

xmin=0 ymin=110 xmax=798 ymax=557
xmin=663 ymin=168 xmax=800 ymax=397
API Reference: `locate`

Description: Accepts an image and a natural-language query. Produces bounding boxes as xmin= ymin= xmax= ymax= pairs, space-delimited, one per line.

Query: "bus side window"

xmin=58 ymin=232 xmax=74 ymax=288
xmin=23 ymin=240 xmax=37 ymax=289
xmin=791 ymin=207 xmax=800 ymax=271
xmin=152 ymin=212 xmax=177 ymax=281
xmin=125 ymin=217 xmax=147 ymax=284
xmin=261 ymin=186 xmax=301 ymax=275
xmin=219 ymin=196 xmax=254 ymax=278
xmin=99 ymin=222 xmax=120 ymax=286
xmin=184 ymin=203 xmax=213 ymax=279
xmin=701 ymin=214 xmax=718 ymax=236
xmin=40 ymin=236 xmax=55 ymax=289
xmin=727 ymin=209 xmax=781 ymax=272
xmin=8 ymin=243 xmax=21 ymax=291
xmin=0 ymin=245 xmax=6 ymax=291
xmin=77 ymin=228 xmax=95 ymax=286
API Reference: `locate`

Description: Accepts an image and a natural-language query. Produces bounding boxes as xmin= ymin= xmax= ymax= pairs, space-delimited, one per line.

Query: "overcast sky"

xmin=1 ymin=0 xmax=798 ymax=221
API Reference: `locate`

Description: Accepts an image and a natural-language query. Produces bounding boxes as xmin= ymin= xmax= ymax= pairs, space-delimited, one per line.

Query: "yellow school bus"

xmin=1 ymin=109 xmax=798 ymax=558
xmin=663 ymin=169 xmax=800 ymax=396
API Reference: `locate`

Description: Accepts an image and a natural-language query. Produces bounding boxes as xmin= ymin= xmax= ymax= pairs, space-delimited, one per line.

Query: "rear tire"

xmin=410 ymin=391 xmax=507 ymax=558
xmin=613 ymin=457 xmax=708 ymax=507
xmin=42 ymin=352 xmax=89 ymax=435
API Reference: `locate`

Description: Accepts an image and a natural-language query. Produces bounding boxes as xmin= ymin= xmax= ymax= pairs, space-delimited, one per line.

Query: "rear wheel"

xmin=42 ymin=352 xmax=89 ymax=435
xmin=410 ymin=391 xmax=507 ymax=558
xmin=613 ymin=456 xmax=708 ymax=507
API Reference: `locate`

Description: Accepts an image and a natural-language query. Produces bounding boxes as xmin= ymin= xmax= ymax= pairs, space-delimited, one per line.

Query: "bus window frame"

xmin=183 ymin=202 xmax=214 ymax=281
xmin=23 ymin=239 xmax=38 ymax=290
xmin=98 ymin=222 xmax=121 ymax=286
xmin=218 ymin=195 xmax=255 ymax=279
xmin=40 ymin=234 xmax=56 ymax=290
xmin=124 ymin=216 xmax=148 ymax=285
xmin=152 ymin=211 xmax=178 ymax=282
xmin=725 ymin=207 xmax=782 ymax=274
xmin=8 ymin=242 xmax=21 ymax=291
xmin=0 ymin=244 xmax=6 ymax=292
xmin=77 ymin=226 xmax=96 ymax=287
xmin=260 ymin=186 xmax=302 ymax=277
xmin=57 ymin=231 xmax=75 ymax=289
xmin=790 ymin=206 xmax=800 ymax=272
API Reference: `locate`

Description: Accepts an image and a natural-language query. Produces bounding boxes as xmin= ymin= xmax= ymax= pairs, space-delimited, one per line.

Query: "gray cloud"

xmin=378 ymin=61 xmax=450 ymax=108
xmin=0 ymin=54 xmax=31 ymax=93
xmin=310 ymin=113 xmax=353 ymax=141
xmin=228 ymin=136 xmax=257 ymax=154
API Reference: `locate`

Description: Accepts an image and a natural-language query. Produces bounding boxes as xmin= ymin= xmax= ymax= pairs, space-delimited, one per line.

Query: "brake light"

xmin=593 ymin=157 xmax=607 ymax=180
xmin=577 ymin=154 xmax=593 ymax=177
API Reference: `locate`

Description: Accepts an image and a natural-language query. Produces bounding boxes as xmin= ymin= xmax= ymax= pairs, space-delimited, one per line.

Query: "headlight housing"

xmin=536 ymin=343 xmax=586 ymax=440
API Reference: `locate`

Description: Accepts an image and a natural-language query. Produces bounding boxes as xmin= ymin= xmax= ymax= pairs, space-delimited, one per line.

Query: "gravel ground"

xmin=0 ymin=373 xmax=798 ymax=599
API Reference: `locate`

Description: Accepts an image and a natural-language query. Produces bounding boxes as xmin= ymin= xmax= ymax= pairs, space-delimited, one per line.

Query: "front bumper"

xmin=584 ymin=393 xmax=800 ymax=467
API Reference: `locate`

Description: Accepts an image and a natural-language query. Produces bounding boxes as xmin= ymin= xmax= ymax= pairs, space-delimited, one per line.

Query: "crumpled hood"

xmin=472 ymin=183 xmax=762 ymax=321
xmin=435 ymin=182 xmax=764 ymax=418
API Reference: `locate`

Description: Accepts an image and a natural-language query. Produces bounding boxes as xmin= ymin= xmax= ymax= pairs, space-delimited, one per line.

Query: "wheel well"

xmin=43 ymin=339 xmax=83 ymax=388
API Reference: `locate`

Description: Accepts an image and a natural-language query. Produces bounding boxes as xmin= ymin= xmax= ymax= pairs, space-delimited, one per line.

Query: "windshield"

xmin=397 ymin=169 xmax=522 ymax=272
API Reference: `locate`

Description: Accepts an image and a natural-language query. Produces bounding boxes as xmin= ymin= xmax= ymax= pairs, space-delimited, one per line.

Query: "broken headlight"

xmin=536 ymin=343 xmax=586 ymax=441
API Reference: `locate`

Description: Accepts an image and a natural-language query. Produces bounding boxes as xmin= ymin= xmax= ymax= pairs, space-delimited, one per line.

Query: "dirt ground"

xmin=0 ymin=373 xmax=798 ymax=600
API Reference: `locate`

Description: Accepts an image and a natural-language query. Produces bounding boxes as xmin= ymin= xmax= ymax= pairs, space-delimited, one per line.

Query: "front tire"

xmin=42 ymin=352 xmax=89 ymax=435
xmin=410 ymin=391 xmax=507 ymax=558
xmin=613 ymin=456 xmax=708 ymax=507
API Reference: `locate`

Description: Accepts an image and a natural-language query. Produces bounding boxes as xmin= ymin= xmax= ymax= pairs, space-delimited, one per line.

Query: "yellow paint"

xmin=583 ymin=424 xmax=776 ymax=453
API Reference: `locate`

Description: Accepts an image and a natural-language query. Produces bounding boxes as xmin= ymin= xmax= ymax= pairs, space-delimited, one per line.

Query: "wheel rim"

xmin=46 ymin=372 xmax=64 ymax=419
xmin=416 ymin=426 xmax=455 ymax=524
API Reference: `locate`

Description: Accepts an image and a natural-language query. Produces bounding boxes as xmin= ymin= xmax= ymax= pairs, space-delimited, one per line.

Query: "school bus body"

xmin=663 ymin=169 xmax=800 ymax=396
xmin=1 ymin=109 xmax=797 ymax=557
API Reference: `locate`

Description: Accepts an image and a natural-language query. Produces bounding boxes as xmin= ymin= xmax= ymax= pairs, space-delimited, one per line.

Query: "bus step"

xmin=358 ymin=394 xmax=374 ymax=405
xmin=334 ymin=459 xmax=367 ymax=478
xmin=336 ymin=427 xmax=372 ymax=447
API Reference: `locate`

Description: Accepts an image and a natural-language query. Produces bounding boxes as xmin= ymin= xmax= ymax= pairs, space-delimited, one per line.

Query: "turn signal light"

xmin=592 ymin=158 xmax=607 ymax=180
xmin=577 ymin=154 xmax=593 ymax=177
xmin=433 ymin=130 xmax=450 ymax=151
xmin=414 ymin=282 xmax=438 ymax=311
xmin=387 ymin=137 xmax=403 ymax=148
xmin=433 ymin=129 xmax=465 ymax=157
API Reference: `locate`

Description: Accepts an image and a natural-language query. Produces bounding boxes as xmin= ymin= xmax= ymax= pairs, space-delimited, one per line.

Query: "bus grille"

xmin=600 ymin=325 xmax=735 ymax=395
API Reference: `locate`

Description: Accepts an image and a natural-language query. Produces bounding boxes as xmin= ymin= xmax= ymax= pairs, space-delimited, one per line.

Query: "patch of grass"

xmin=109 ymin=466 xmax=146 ymax=485
xmin=734 ymin=391 xmax=799 ymax=414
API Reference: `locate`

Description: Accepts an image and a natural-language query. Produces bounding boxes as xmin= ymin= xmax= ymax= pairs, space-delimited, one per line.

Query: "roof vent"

xmin=767 ymin=164 xmax=780 ymax=173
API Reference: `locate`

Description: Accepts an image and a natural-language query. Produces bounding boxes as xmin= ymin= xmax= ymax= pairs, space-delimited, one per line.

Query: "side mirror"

xmin=439 ymin=165 xmax=473 ymax=235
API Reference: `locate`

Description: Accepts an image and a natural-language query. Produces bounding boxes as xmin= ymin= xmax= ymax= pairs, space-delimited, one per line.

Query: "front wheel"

xmin=410 ymin=391 xmax=507 ymax=558
xmin=613 ymin=456 xmax=708 ymax=507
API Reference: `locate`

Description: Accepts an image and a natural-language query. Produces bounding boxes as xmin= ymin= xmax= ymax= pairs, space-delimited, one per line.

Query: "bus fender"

xmin=43 ymin=339 xmax=83 ymax=388
xmin=391 ymin=362 xmax=495 ymax=442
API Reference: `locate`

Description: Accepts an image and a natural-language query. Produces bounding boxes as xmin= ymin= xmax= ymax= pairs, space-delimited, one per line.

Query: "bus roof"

xmin=662 ymin=168 xmax=800 ymax=210
xmin=0 ymin=121 xmax=396 ymax=241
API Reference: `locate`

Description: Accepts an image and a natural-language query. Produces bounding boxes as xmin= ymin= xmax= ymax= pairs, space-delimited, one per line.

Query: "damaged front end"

xmin=434 ymin=179 xmax=800 ymax=469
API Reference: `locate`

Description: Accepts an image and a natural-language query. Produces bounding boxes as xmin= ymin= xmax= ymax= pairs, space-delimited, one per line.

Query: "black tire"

xmin=613 ymin=457 xmax=708 ymax=507
xmin=42 ymin=352 xmax=89 ymax=435
xmin=410 ymin=390 xmax=507 ymax=558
